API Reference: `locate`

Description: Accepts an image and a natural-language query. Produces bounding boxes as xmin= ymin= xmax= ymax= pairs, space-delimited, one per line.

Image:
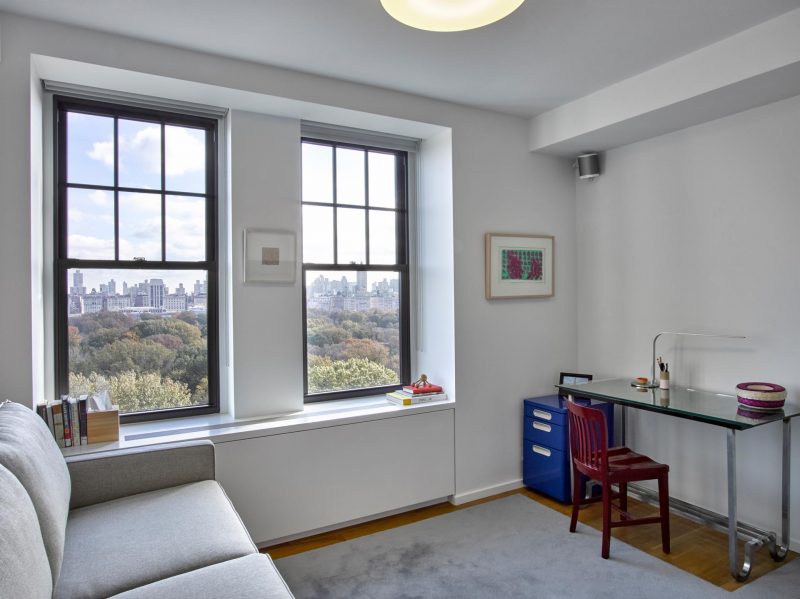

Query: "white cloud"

xmin=88 ymin=140 xmax=114 ymax=168
xmin=127 ymin=125 xmax=163 ymax=174
xmin=87 ymin=189 xmax=111 ymax=207
xmin=118 ymin=237 xmax=161 ymax=261
xmin=69 ymin=210 xmax=113 ymax=225
xmin=68 ymin=234 xmax=114 ymax=259
xmin=165 ymin=126 xmax=205 ymax=176
xmin=87 ymin=124 xmax=205 ymax=179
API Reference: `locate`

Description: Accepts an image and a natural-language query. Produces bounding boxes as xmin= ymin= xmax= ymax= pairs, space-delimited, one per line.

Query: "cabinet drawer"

xmin=523 ymin=443 xmax=570 ymax=503
xmin=524 ymin=404 xmax=566 ymax=426
xmin=523 ymin=417 xmax=568 ymax=452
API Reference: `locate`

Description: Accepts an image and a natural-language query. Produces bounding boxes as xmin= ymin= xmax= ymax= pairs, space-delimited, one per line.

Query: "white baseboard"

xmin=256 ymin=496 xmax=449 ymax=548
xmin=450 ymin=479 xmax=524 ymax=506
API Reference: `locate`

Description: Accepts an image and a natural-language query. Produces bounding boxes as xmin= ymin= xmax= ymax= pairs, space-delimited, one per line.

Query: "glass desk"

xmin=556 ymin=378 xmax=800 ymax=581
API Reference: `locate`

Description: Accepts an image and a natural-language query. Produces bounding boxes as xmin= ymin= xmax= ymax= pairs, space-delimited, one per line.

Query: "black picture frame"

xmin=559 ymin=372 xmax=593 ymax=399
xmin=559 ymin=372 xmax=593 ymax=385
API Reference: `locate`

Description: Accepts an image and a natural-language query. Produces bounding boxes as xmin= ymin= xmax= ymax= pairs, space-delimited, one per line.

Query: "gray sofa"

xmin=0 ymin=400 xmax=294 ymax=599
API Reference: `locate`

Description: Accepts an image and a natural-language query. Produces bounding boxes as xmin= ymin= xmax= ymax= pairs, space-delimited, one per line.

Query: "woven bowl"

xmin=736 ymin=382 xmax=786 ymax=411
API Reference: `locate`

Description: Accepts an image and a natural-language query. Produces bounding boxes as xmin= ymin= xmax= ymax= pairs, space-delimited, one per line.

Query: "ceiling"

xmin=1 ymin=0 xmax=799 ymax=117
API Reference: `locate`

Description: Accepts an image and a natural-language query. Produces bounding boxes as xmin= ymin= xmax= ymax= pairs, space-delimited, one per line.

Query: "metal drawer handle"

xmin=533 ymin=421 xmax=551 ymax=433
xmin=532 ymin=445 xmax=551 ymax=457
xmin=532 ymin=409 xmax=552 ymax=421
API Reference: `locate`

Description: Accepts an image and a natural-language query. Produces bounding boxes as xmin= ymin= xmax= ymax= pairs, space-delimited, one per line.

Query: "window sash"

xmin=301 ymin=138 xmax=411 ymax=402
xmin=53 ymin=96 xmax=220 ymax=422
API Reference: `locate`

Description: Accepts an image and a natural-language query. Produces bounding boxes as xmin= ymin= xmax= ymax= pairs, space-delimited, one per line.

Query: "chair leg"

xmin=618 ymin=482 xmax=628 ymax=519
xmin=569 ymin=466 xmax=581 ymax=533
xmin=658 ymin=473 xmax=670 ymax=554
xmin=601 ymin=482 xmax=611 ymax=559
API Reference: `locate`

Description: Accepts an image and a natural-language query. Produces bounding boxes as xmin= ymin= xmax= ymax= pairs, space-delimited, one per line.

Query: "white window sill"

xmin=61 ymin=394 xmax=455 ymax=456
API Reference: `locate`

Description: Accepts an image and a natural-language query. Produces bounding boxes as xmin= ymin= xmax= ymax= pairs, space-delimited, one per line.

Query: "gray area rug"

xmin=275 ymin=494 xmax=800 ymax=598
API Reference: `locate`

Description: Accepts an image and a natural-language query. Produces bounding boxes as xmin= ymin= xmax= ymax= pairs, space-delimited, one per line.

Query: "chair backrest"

xmin=0 ymin=401 xmax=71 ymax=587
xmin=566 ymin=400 xmax=609 ymax=479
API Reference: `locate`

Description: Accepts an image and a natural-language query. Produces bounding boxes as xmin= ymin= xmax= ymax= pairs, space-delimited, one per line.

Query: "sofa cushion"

xmin=0 ymin=463 xmax=53 ymax=599
xmin=55 ymin=480 xmax=257 ymax=599
xmin=108 ymin=554 xmax=294 ymax=598
xmin=0 ymin=401 xmax=71 ymax=586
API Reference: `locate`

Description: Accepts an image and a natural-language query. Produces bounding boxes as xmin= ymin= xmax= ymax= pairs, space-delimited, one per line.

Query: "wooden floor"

xmin=262 ymin=488 xmax=796 ymax=592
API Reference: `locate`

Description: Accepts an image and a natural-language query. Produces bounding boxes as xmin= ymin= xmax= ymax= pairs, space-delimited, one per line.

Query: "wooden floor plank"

xmin=262 ymin=487 xmax=796 ymax=590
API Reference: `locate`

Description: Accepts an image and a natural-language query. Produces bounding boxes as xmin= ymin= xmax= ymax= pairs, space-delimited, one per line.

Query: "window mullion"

xmin=332 ymin=145 xmax=338 ymax=264
xmin=161 ymin=121 xmax=167 ymax=262
xmin=114 ymin=117 xmax=120 ymax=261
xmin=364 ymin=151 xmax=370 ymax=265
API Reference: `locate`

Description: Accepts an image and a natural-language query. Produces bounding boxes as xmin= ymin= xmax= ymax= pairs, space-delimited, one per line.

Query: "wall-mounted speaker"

xmin=576 ymin=153 xmax=600 ymax=180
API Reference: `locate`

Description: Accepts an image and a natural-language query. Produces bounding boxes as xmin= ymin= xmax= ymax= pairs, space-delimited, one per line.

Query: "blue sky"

xmin=67 ymin=113 xmax=207 ymax=268
xmin=301 ymin=143 xmax=398 ymax=265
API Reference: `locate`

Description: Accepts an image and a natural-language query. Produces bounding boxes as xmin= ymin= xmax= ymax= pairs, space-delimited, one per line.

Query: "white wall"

xmin=0 ymin=13 xmax=577 ymax=516
xmin=229 ymin=110 xmax=303 ymax=419
xmin=576 ymin=94 xmax=800 ymax=544
xmin=451 ymin=125 xmax=577 ymax=501
xmin=417 ymin=130 xmax=456 ymax=408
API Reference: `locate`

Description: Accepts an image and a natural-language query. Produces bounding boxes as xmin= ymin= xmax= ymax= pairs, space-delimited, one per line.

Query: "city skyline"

xmin=68 ymin=268 xmax=207 ymax=296
xmin=67 ymin=269 xmax=207 ymax=316
xmin=305 ymin=271 xmax=400 ymax=296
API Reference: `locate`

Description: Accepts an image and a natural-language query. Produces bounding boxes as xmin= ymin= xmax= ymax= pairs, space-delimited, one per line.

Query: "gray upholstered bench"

xmin=0 ymin=401 xmax=293 ymax=599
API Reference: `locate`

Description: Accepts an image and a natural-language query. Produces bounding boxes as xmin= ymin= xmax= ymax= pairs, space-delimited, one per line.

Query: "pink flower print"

xmin=507 ymin=251 xmax=522 ymax=279
xmin=529 ymin=256 xmax=542 ymax=280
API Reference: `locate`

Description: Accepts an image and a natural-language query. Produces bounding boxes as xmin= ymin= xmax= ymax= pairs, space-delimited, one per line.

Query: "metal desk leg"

xmin=727 ymin=429 xmax=758 ymax=581
xmin=770 ymin=418 xmax=791 ymax=561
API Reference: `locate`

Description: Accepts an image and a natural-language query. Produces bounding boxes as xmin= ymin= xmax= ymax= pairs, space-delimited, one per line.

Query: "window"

xmin=301 ymin=138 xmax=411 ymax=401
xmin=54 ymin=97 xmax=219 ymax=422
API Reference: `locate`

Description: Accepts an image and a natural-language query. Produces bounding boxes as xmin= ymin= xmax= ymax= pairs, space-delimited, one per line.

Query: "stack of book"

xmin=36 ymin=396 xmax=89 ymax=448
xmin=386 ymin=383 xmax=447 ymax=406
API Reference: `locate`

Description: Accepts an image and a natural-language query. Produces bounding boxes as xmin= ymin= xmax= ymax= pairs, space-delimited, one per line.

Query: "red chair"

xmin=566 ymin=400 xmax=670 ymax=559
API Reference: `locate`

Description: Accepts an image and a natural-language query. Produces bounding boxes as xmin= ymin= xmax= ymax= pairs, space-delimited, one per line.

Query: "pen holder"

xmin=659 ymin=371 xmax=670 ymax=390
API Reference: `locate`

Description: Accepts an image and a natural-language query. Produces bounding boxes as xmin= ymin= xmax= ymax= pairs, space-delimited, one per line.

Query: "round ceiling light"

xmin=380 ymin=0 xmax=526 ymax=32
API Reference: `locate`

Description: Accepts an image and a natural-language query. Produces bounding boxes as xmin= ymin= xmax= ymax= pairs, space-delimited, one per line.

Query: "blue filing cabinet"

xmin=523 ymin=394 xmax=614 ymax=503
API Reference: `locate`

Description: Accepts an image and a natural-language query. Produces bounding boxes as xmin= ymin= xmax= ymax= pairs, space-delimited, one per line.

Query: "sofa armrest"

xmin=67 ymin=440 xmax=215 ymax=509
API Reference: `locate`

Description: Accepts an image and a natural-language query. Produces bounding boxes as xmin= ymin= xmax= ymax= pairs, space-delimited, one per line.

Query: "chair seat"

xmin=607 ymin=448 xmax=669 ymax=481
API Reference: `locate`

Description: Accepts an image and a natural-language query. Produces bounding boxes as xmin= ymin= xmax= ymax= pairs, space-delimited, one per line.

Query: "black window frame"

xmin=53 ymin=95 xmax=220 ymax=423
xmin=301 ymin=137 xmax=411 ymax=402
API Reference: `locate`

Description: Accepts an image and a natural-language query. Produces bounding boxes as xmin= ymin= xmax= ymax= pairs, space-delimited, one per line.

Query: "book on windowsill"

xmin=387 ymin=391 xmax=447 ymax=406
xmin=401 ymin=384 xmax=443 ymax=395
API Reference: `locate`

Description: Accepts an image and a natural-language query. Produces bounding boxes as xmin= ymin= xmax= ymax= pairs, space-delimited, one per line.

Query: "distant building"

xmin=68 ymin=295 xmax=83 ymax=315
xmin=148 ymin=279 xmax=165 ymax=308
xmin=164 ymin=294 xmax=188 ymax=312
xmin=71 ymin=270 xmax=86 ymax=295
xmin=370 ymin=296 xmax=399 ymax=311
xmin=344 ymin=296 xmax=371 ymax=311
xmin=106 ymin=295 xmax=132 ymax=312
xmin=133 ymin=292 xmax=150 ymax=307
xmin=82 ymin=293 xmax=104 ymax=314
